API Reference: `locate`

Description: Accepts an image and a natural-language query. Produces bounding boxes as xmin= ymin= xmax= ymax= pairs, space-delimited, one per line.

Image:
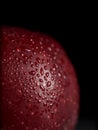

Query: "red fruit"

xmin=0 ymin=26 xmax=79 ymax=130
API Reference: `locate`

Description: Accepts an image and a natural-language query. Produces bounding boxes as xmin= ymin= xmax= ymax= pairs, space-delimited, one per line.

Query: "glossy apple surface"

xmin=0 ymin=26 xmax=79 ymax=130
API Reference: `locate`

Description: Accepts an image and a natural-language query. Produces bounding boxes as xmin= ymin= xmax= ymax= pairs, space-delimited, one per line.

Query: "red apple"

xmin=0 ymin=26 xmax=79 ymax=130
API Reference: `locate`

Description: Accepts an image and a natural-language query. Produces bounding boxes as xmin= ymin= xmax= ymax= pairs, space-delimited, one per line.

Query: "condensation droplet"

xmin=12 ymin=50 xmax=15 ymax=54
xmin=21 ymin=121 xmax=24 ymax=125
xmin=16 ymin=57 xmax=18 ymax=60
xmin=43 ymin=82 xmax=46 ymax=87
xmin=36 ymin=82 xmax=40 ymax=86
xmin=48 ymin=47 xmax=52 ymax=51
xmin=20 ymin=83 xmax=23 ymax=86
xmin=31 ymin=111 xmax=35 ymax=115
xmin=36 ymin=57 xmax=40 ymax=63
xmin=51 ymin=111 xmax=54 ymax=114
xmin=35 ymin=62 xmax=38 ymax=67
xmin=26 ymin=126 xmax=29 ymax=130
xmin=54 ymin=122 xmax=57 ymax=126
xmin=50 ymin=95 xmax=53 ymax=99
xmin=59 ymin=79 xmax=62 ymax=84
xmin=40 ymin=85 xmax=45 ymax=91
xmin=53 ymin=56 xmax=56 ymax=60
xmin=2 ymin=82 xmax=5 ymax=86
xmin=8 ymin=101 xmax=12 ymax=105
xmin=58 ymin=72 xmax=62 ymax=77
xmin=46 ymin=38 xmax=49 ymax=43
xmin=43 ymin=102 xmax=47 ymax=106
xmin=63 ymin=118 xmax=65 ymax=122
xmin=47 ymin=115 xmax=50 ymax=119
xmin=40 ymin=68 xmax=44 ymax=75
xmin=34 ymin=52 xmax=36 ymax=55
xmin=25 ymin=57 xmax=28 ymax=60
xmin=25 ymin=49 xmax=31 ymax=52
xmin=47 ymin=81 xmax=51 ymax=87
xmin=41 ymin=46 xmax=43 ymax=49
xmin=44 ymin=76 xmax=47 ymax=81
xmin=39 ymin=79 xmax=43 ymax=82
xmin=42 ymin=59 xmax=45 ymax=63
xmin=17 ymin=89 xmax=22 ymax=94
xmin=56 ymin=48 xmax=60 ymax=52
xmin=46 ymin=72 xmax=49 ymax=77
xmin=30 ymin=38 xmax=33 ymax=42
xmin=38 ymin=99 xmax=41 ymax=103
xmin=20 ymin=111 xmax=23 ymax=114
xmin=37 ymin=73 xmax=40 ymax=77
xmin=44 ymin=65 xmax=48 ymax=70
xmin=30 ymin=94 xmax=33 ymax=98
xmin=43 ymin=51 xmax=46 ymax=54
xmin=64 ymin=75 xmax=66 ymax=79
xmin=39 ymin=41 xmax=43 ymax=45
xmin=50 ymin=102 xmax=53 ymax=106
xmin=64 ymin=99 xmax=66 ymax=103
xmin=51 ymin=44 xmax=54 ymax=47
xmin=38 ymin=92 xmax=42 ymax=98
xmin=55 ymin=64 xmax=58 ymax=68
xmin=31 ymin=64 xmax=34 ymax=68
xmin=50 ymin=69 xmax=54 ymax=74
xmin=21 ymin=66 xmax=24 ymax=70
xmin=53 ymin=67 xmax=56 ymax=71
xmin=11 ymin=124 xmax=15 ymax=128
xmin=29 ymin=71 xmax=36 ymax=76
xmin=35 ymin=96 xmax=38 ymax=101
xmin=3 ymin=58 xmax=6 ymax=62
xmin=36 ymin=46 xmax=38 ymax=49
xmin=51 ymin=76 xmax=54 ymax=81
xmin=54 ymin=108 xmax=57 ymax=113
xmin=21 ymin=53 xmax=24 ymax=57
xmin=54 ymin=52 xmax=57 ymax=55
xmin=9 ymin=57 xmax=12 ymax=60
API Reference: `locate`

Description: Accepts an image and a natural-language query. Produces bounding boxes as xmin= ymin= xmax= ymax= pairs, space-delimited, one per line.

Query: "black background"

xmin=0 ymin=2 xmax=97 ymax=129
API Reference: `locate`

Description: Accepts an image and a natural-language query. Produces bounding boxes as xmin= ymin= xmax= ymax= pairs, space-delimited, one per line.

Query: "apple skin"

xmin=0 ymin=26 xmax=79 ymax=130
